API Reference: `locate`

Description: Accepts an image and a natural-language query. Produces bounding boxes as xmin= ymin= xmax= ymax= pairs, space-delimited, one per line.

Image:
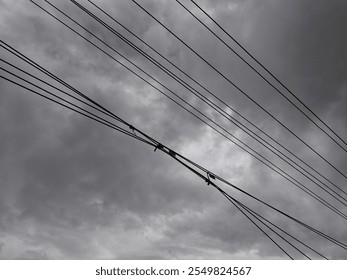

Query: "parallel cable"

xmin=0 ymin=43 xmax=127 ymax=127
xmin=229 ymin=195 xmax=328 ymax=259
xmin=2 ymin=72 xmax=342 ymax=258
xmin=27 ymin=0 xmax=347 ymax=221
xmin=86 ymin=0 xmax=347 ymax=196
xmin=131 ymin=0 xmax=347 ymax=180
xmin=219 ymin=190 xmax=303 ymax=259
xmin=173 ymin=150 xmax=347 ymax=250
xmin=73 ymin=0 xmax=347 ymax=204
xmin=0 ymin=75 xmax=153 ymax=147
xmin=1 ymin=72 xmax=293 ymax=259
xmin=177 ymin=0 xmax=347 ymax=152
xmin=221 ymin=191 xmax=294 ymax=259
xmin=0 ymin=58 xmax=129 ymax=126
xmin=2 ymin=41 xmax=345 ymax=255
xmin=189 ymin=0 xmax=347 ymax=149
xmin=166 ymin=151 xmax=294 ymax=259
xmin=168 ymin=152 xmax=341 ymax=258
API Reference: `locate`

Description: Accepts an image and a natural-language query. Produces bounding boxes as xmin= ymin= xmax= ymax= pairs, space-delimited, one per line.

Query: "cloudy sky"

xmin=0 ymin=0 xmax=346 ymax=259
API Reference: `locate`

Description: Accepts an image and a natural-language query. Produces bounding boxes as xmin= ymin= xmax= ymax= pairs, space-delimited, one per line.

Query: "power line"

xmin=188 ymin=0 xmax=347 ymax=150
xmin=219 ymin=190 xmax=307 ymax=259
xmin=0 ymin=58 xmax=127 ymax=126
xmin=0 ymin=75 xmax=153 ymax=147
xmin=131 ymin=0 xmax=347 ymax=180
xmin=230 ymin=195 xmax=328 ymax=259
xmin=167 ymin=152 xmax=336 ymax=258
xmin=177 ymin=0 xmax=347 ymax=152
xmin=73 ymin=0 xmax=347 ymax=205
xmin=27 ymin=0 xmax=347 ymax=221
xmin=2 ymin=74 xmax=296 ymax=259
xmin=2 ymin=42 xmax=345 ymax=257
xmin=85 ymin=0 xmax=347 ymax=198
xmin=219 ymin=190 xmax=294 ymax=259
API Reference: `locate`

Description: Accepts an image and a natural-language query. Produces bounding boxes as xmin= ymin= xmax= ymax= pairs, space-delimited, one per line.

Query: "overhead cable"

xmin=28 ymin=0 xmax=347 ymax=220
xmin=188 ymin=0 xmax=347 ymax=150
xmin=131 ymin=0 xmax=347 ymax=180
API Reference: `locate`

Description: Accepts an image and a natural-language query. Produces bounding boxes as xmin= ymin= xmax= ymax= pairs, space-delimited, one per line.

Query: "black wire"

xmin=221 ymin=191 xmax=295 ymax=259
xmin=87 ymin=0 xmax=346 ymax=197
xmin=0 ymin=40 xmax=160 ymax=149
xmin=189 ymin=0 xmax=347 ymax=150
xmin=2 ymin=74 xmax=336 ymax=259
xmin=0 ymin=67 xmax=295 ymax=260
xmin=0 ymin=58 xmax=128 ymax=127
xmin=5 ymin=1 xmax=347 ymax=254
xmin=87 ymin=0 xmax=347 ymax=198
xmin=131 ymin=0 xmax=347 ymax=180
xmin=72 ymin=0 xmax=347 ymax=205
xmin=31 ymin=0 xmax=347 ymax=221
xmin=220 ymin=190 xmax=314 ymax=260
xmin=230 ymin=195 xmax=329 ymax=259
xmin=161 ymin=150 xmax=347 ymax=250
xmin=165 ymin=151 xmax=344 ymax=256
xmin=177 ymin=0 xmax=347 ymax=152
xmin=219 ymin=190 xmax=297 ymax=259
xmin=166 ymin=151 xmax=294 ymax=259
xmin=5 ymin=43 xmax=342 ymax=256
xmin=0 ymin=43 xmax=127 ymax=128
xmin=0 ymin=74 xmax=154 ymax=147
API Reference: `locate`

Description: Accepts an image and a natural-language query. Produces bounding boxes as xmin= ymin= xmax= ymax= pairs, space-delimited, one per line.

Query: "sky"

xmin=0 ymin=0 xmax=346 ymax=259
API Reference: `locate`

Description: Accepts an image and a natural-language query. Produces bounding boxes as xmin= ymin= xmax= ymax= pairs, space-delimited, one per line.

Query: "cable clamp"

xmin=206 ymin=172 xmax=215 ymax=185
xmin=129 ymin=125 xmax=136 ymax=135
xmin=168 ymin=149 xmax=176 ymax=157
xmin=154 ymin=143 xmax=164 ymax=152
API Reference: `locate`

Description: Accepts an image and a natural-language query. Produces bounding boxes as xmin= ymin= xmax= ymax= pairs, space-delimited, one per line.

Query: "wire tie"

xmin=154 ymin=143 xmax=164 ymax=152
xmin=168 ymin=149 xmax=176 ymax=157
xmin=206 ymin=172 xmax=215 ymax=185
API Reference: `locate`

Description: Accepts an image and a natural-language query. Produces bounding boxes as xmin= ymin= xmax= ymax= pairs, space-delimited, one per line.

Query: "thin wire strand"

xmin=29 ymin=0 xmax=347 ymax=221
xmin=2 ymin=42 xmax=345 ymax=255
xmin=220 ymin=190 xmax=294 ymax=259
xmin=177 ymin=0 xmax=347 ymax=152
xmin=1 ymin=57 xmax=295 ymax=261
xmin=0 ymin=75 xmax=153 ymax=147
xmin=189 ymin=0 xmax=347 ymax=149
xmin=163 ymin=150 xmax=347 ymax=252
xmin=230 ymin=195 xmax=328 ymax=259
xmin=87 ymin=0 xmax=346 ymax=196
xmin=0 ymin=58 xmax=128 ymax=126
xmin=131 ymin=0 xmax=347 ymax=180
xmin=166 ymin=152 xmax=294 ymax=259
xmin=219 ymin=190 xmax=301 ymax=259
xmin=74 ymin=0 xmax=347 ymax=204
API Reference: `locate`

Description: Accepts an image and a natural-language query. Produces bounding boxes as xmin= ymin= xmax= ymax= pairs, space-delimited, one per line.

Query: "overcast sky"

xmin=0 ymin=0 xmax=346 ymax=259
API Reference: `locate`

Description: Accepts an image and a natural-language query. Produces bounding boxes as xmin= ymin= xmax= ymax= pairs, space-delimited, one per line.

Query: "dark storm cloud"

xmin=0 ymin=0 xmax=346 ymax=259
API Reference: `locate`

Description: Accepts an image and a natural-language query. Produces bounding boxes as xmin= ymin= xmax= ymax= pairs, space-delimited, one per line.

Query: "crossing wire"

xmin=0 ymin=75 xmax=153 ymax=147
xmin=86 ymin=0 xmax=346 ymax=197
xmin=229 ymin=195 xmax=328 ymax=259
xmin=71 ymin=0 xmax=347 ymax=205
xmin=188 ymin=0 xmax=347 ymax=150
xmin=130 ymin=0 xmax=347 ymax=180
xmin=26 ymin=0 xmax=347 ymax=221
xmin=2 ymin=75 xmax=296 ymax=260
xmin=1 ymin=41 xmax=345 ymax=256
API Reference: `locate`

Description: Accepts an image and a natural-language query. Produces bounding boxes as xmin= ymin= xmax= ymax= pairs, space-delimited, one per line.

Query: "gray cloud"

xmin=0 ymin=0 xmax=346 ymax=260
